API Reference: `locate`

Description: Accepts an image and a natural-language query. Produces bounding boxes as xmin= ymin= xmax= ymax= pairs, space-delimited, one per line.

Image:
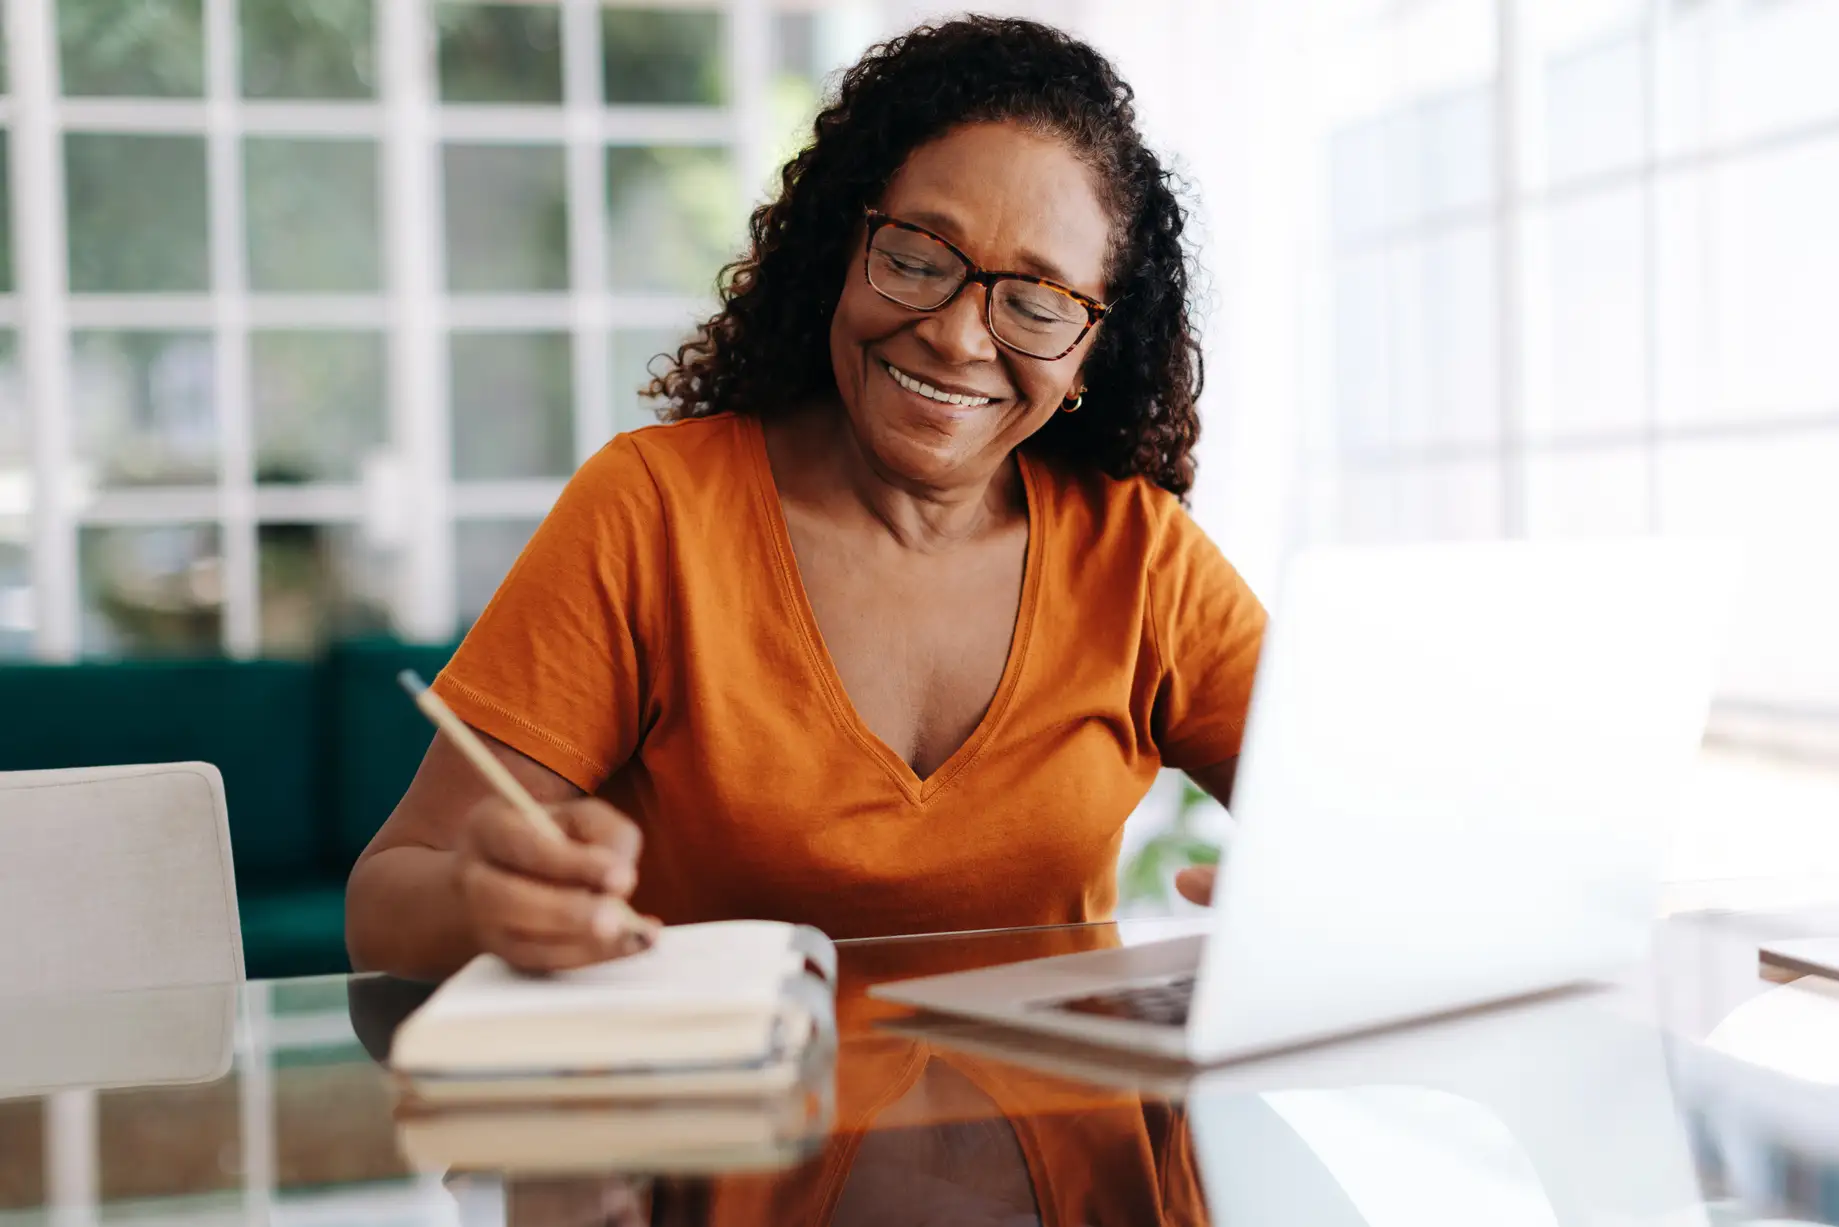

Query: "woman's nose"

xmin=912 ymin=283 xmax=1000 ymax=364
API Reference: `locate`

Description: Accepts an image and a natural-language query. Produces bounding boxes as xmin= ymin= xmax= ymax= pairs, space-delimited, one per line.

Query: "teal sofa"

xmin=0 ymin=638 xmax=458 ymax=979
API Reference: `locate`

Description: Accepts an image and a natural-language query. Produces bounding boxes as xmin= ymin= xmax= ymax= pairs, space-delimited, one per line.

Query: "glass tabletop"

xmin=4 ymin=911 xmax=1839 ymax=1226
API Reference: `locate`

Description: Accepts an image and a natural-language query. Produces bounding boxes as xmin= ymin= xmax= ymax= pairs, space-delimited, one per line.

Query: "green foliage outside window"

xmin=1119 ymin=778 xmax=1224 ymax=909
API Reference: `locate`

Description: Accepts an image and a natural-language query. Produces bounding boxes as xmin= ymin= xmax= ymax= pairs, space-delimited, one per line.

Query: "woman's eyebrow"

xmin=898 ymin=208 xmax=1085 ymax=288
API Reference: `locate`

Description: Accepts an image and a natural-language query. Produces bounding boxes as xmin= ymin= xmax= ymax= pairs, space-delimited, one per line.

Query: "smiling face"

xmin=827 ymin=120 xmax=1114 ymax=489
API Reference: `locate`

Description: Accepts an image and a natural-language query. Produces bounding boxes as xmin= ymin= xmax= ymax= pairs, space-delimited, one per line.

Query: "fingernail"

xmin=593 ymin=903 xmax=628 ymax=940
xmin=603 ymin=862 xmax=635 ymax=895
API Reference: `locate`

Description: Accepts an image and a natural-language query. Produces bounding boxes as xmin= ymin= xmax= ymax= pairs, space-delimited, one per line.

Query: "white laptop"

xmin=872 ymin=540 xmax=1734 ymax=1065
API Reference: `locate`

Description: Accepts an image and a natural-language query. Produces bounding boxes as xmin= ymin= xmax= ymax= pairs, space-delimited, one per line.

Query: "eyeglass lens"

xmin=867 ymin=225 xmax=1088 ymax=358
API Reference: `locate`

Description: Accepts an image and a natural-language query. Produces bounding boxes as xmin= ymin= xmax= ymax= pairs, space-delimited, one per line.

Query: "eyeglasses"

xmin=862 ymin=209 xmax=1110 ymax=361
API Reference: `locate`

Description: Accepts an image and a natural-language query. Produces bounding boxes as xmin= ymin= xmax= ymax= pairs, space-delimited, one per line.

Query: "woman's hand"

xmin=1174 ymin=864 xmax=1216 ymax=907
xmin=454 ymin=795 xmax=653 ymax=971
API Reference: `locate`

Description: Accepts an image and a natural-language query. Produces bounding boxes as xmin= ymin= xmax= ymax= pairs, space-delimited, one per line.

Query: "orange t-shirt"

xmin=433 ymin=412 xmax=1265 ymax=937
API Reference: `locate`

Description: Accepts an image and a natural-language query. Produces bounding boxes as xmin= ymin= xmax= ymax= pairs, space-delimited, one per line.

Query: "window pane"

xmin=0 ymin=134 xmax=11 ymax=292
xmin=1658 ymin=433 xmax=1839 ymax=709
xmin=66 ymin=133 xmax=210 ymax=293
xmin=604 ymin=146 xmax=738 ymax=294
xmin=1419 ymin=84 xmax=1492 ymax=217
xmin=1654 ymin=175 xmax=1712 ymax=427
xmin=1337 ymin=459 xmax=1504 ymax=544
xmin=252 ymin=331 xmax=386 ymax=484
xmin=1377 ymin=109 xmax=1425 ymax=231
xmin=1 ymin=329 xmax=28 ymax=490
xmin=1541 ymin=30 xmax=1643 ymax=186
xmin=1523 ymin=187 xmax=1646 ymax=440
xmin=0 ymin=557 xmax=24 ymax=660
xmin=72 ymin=331 xmax=216 ymax=488
xmin=1394 ymin=223 xmax=1497 ymax=448
xmin=1333 ymin=250 xmax=1392 ymax=453
xmin=0 ymin=334 xmax=24 ymax=656
xmin=451 ymin=332 xmax=573 ymax=480
xmin=79 ymin=524 xmax=223 ymax=657
xmin=444 ymin=145 xmax=568 ymax=293
xmin=437 ymin=3 xmax=563 ymax=104
xmin=1524 ymin=447 xmax=1651 ymax=539
xmin=611 ymin=328 xmax=679 ymax=434
xmin=58 ymin=0 xmax=203 ymax=97
xmin=768 ymin=8 xmax=872 ymax=170
xmin=259 ymin=523 xmax=391 ymax=656
xmin=1711 ymin=137 xmax=1839 ymax=422
xmin=1654 ymin=2 xmax=1711 ymax=158
xmin=1329 ymin=117 xmax=1390 ymax=244
xmin=1416 ymin=458 xmax=1503 ymax=541
xmin=1337 ymin=468 xmax=1405 ymax=543
xmin=601 ymin=8 xmax=724 ymax=105
xmin=456 ymin=518 xmax=541 ymax=623
xmin=245 ymin=138 xmax=381 ymax=292
xmin=240 ymin=0 xmax=375 ymax=100
xmin=1709 ymin=1 xmax=1839 ymax=151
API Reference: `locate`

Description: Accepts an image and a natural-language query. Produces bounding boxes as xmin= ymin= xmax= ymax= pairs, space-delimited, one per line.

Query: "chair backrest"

xmin=0 ymin=762 xmax=244 ymax=993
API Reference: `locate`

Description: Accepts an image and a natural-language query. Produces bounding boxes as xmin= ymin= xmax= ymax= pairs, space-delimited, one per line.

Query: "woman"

xmin=346 ymin=16 xmax=1264 ymax=979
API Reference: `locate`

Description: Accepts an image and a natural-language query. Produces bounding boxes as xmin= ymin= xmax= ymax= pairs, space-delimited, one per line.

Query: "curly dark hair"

xmin=647 ymin=15 xmax=1205 ymax=497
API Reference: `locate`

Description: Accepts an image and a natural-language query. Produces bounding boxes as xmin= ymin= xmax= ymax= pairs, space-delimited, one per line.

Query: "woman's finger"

xmin=1174 ymin=864 xmax=1217 ymax=906
xmin=464 ymin=798 xmax=627 ymax=891
xmin=550 ymin=798 xmax=644 ymax=895
xmin=460 ymin=858 xmax=623 ymax=944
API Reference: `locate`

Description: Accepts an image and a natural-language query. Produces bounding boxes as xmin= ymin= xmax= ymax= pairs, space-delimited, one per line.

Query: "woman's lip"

xmin=879 ymin=357 xmax=1004 ymax=403
xmin=879 ymin=362 xmax=985 ymax=419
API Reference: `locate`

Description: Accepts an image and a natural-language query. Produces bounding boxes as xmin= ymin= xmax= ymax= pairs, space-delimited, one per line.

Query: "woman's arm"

xmin=345 ymin=730 xmax=644 ymax=980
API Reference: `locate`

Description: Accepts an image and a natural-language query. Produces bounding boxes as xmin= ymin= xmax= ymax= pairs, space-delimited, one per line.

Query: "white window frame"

xmin=1313 ymin=0 xmax=1839 ymax=722
xmin=5 ymin=0 xmax=783 ymax=661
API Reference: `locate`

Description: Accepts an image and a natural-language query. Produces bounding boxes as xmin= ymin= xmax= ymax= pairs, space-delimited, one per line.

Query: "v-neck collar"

xmin=743 ymin=413 xmax=1046 ymax=804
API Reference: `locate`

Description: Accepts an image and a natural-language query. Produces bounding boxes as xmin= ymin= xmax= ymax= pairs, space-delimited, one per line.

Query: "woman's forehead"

xmin=880 ymin=122 xmax=1112 ymax=293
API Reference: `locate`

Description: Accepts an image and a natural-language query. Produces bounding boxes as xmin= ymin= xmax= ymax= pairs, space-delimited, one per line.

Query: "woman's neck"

xmin=766 ymin=405 xmax=1023 ymax=553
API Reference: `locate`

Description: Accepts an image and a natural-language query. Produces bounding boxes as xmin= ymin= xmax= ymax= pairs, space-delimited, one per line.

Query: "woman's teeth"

xmin=884 ymin=361 xmax=992 ymax=408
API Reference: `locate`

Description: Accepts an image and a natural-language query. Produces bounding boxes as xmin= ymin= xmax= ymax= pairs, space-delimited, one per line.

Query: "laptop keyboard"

xmin=1041 ymin=974 xmax=1196 ymax=1028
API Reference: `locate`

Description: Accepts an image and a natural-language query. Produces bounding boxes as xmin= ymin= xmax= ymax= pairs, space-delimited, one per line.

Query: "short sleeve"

xmin=432 ymin=434 xmax=667 ymax=792
xmin=1149 ymin=503 xmax=1267 ymax=771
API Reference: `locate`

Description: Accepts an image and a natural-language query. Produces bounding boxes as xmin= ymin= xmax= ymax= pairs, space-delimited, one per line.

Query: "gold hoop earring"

xmin=1062 ymin=391 xmax=1083 ymax=413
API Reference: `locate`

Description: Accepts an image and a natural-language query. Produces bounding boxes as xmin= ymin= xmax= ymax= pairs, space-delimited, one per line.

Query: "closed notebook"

xmin=390 ymin=920 xmax=836 ymax=1097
